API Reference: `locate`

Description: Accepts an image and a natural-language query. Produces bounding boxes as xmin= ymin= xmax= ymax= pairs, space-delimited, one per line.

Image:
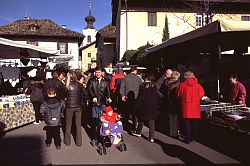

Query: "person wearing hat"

xmin=101 ymin=106 xmax=121 ymax=124
xmin=100 ymin=106 xmax=122 ymax=145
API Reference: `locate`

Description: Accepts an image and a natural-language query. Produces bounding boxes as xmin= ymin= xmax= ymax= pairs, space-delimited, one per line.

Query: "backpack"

xmin=30 ymin=85 xmax=44 ymax=103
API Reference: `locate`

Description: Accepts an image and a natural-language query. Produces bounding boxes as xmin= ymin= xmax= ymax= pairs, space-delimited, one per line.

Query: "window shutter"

xmin=65 ymin=42 xmax=68 ymax=54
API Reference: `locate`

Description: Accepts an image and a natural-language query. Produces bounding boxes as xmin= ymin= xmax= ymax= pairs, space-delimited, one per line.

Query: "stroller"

xmin=90 ymin=105 xmax=127 ymax=155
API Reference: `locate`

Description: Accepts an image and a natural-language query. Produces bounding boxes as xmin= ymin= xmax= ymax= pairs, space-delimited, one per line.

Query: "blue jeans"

xmin=91 ymin=105 xmax=106 ymax=141
xmin=91 ymin=105 xmax=106 ymax=118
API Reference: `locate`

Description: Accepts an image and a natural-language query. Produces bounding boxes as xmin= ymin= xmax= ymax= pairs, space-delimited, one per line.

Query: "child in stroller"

xmin=98 ymin=106 xmax=126 ymax=155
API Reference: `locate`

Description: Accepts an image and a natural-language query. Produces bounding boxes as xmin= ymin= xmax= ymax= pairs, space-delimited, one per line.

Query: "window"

xmin=196 ymin=14 xmax=202 ymax=27
xmin=196 ymin=14 xmax=211 ymax=27
xmin=30 ymin=26 xmax=36 ymax=31
xmin=204 ymin=15 xmax=211 ymax=24
xmin=148 ymin=12 xmax=157 ymax=26
xmin=88 ymin=53 xmax=91 ymax=58
xmin=29 ymin=24 xmax=39 ymax=31
xmin=27 ymin=41 xmax=38 ymax=46
xmin=241 ymin=16 xmax=250 ymax=21
xmin=88 ymin=63 xmax=92 ymax=69
xmin=87 ymin=35 xmax=91 ymax=43
xmin=57 ymin=42 xmax=68 ymax=54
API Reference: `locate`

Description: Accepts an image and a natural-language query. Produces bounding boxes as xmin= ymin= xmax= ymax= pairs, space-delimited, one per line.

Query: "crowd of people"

xmin=24 ymin=65 xmax=247 ymax=150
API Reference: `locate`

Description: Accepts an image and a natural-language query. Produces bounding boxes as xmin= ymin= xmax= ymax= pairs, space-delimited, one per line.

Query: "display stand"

xmin=201 ymin=103 xmax=250 ymax=134
xmin=0 ymin=94 xmax=35 ymax=131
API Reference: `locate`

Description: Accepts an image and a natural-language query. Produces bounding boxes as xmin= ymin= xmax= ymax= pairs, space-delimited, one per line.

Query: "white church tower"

xmin=82 ymin=0 xmax=97 ymax=46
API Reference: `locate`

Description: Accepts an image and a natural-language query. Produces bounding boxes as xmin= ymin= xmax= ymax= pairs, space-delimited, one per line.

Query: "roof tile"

xmin=0 ymin=18 xmax=84 ymax=38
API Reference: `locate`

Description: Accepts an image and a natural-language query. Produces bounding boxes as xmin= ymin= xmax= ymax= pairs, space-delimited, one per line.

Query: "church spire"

xmin=85 ymin=0 xmax=96 ymax=29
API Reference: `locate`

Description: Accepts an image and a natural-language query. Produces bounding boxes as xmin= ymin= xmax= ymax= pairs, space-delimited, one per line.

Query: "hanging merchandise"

xmin=31 ymin=60 xmax=40 ymax=67
xmin=27 ymin=68 xmax=37 ymax=77
xmin=46 ymin=72 xmax=52 ymax=79
xmin=47 ymin=62 xmax=56 ymax=69
xmin=20 ymin=58 xmax=30 ymax=66
xmin=40 ymin=61 xmax=48 ymax=68
xmin=0 ymin=66 xmax=20 ymax=80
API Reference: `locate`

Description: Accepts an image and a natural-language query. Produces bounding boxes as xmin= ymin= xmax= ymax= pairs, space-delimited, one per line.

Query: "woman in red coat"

xmin=177 ymin=71 xmax=204 ymax=144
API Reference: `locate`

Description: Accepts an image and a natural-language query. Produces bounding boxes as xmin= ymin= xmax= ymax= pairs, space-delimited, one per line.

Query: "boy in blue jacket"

xmin=40 ymin=88 xmax=64 ymax=150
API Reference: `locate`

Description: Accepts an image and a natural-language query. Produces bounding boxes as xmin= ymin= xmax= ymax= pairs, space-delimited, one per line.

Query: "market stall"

xmin=201 ymin=101 xmax=250 ymax=134
xmin=0 ymin=94 xmax=34 ymax=131
xmin=0 ymin=37 xmax=59 ymax=131
xmin=146 ymin=20 xmax=250 ymax=134
xmin=147 ymin=19 xmax=250 ymax=100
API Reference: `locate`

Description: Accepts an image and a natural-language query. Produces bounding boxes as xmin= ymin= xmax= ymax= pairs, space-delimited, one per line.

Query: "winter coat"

xmin=40 ymin=97 xmax=64 ymax=126
xmin=120 ymin=73 xmax=142 ymax=99
xmin=87 ymin=77 xmax=111 ymax=105
xmin=110 ymin=73 xmax=125 ymax=93
xmin=26 ymin=81 xmax=45 ymax=103
xmin=44 ymin=78 xmax=67 ymax=101
xmin=66 ymin=81 xmax=86 ymax=108
xmin=156 ymin=75 xmax=168 ymax=99
xmin=229 ymin=81 xmax=246 ymax=105
xmin=166 ymin=78 xmax=180 ymax=114
xmin=177 ymin=78 xmax=204 ymax=119
xmin=135 ymin=81 xmax=158 ymax=121
xmin=101 ymin=112 xmax=119 ymax=124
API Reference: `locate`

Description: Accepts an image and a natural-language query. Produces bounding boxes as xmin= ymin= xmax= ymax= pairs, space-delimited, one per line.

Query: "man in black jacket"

xmin=87 ymin=66 xmax=112 ymax=144
xmin=44 ymin=71 xmax=67 ymax=101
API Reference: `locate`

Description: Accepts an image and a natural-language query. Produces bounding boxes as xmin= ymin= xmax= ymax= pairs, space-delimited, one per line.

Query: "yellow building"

xmin=80 ymin=41 xmax=97 ymax=71
xmin=112 ymin=0 xmax=250 ymax=60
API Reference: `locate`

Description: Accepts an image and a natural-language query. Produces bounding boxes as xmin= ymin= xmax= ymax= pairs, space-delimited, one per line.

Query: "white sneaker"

xmin=150 ymin=139 xmax=154 ymax=143
xmin=33 ymin=121 xmax=40 ymax=125
xmin=131 ymin=130 xmax=141 ymax=137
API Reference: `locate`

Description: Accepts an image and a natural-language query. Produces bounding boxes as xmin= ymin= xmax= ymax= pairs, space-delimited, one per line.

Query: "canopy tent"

xmin=48 ymin=55 xmax=74 ymax=64
xmin=147 ymin=20 xmax=250 ymax=57
xmin=147 ymin=20 xmax=250 ymax=99
xmin=0 ymin=37 xmax=59 ymax=59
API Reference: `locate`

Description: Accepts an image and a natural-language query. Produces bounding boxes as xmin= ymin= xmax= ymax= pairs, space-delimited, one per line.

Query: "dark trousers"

xmin=183 ymin=118 xmax=198 ymax=143
xmin=122 ymin=99 xmax=138 ymax=131
xmin=91 ymin=118 xmax=99 ymax=141
xmin=169 ymin=113 xmax=179 ymax=137
xmin=32 ymin=102 xmax=42 ymax=123
xmin=136 ymin=119 xmax=155 ymax=140
xmin=45 ymin=126 xmax=61 ymax=146
xmin=64 ymin=107 xmax=82 ymax=146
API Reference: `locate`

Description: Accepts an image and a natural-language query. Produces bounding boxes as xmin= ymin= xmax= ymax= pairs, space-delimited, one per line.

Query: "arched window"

xmin=87 ymin=35 xmax=91 ymax=43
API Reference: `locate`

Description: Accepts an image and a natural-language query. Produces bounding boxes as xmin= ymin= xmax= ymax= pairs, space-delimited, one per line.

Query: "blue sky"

xmin=0 ymin=0 xmax=112 ymax=32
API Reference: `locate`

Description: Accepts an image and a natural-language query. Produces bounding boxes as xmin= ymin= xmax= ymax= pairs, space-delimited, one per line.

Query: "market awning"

xmin=48 ymin=55 xmax=74 ymax=63
xmin=147 ymin=20 xmax=250 ymax=59
xmin=0 ymin=37 xmax=59 ymax=59
xmin=147 ymin=20 xmax=250 ymax=99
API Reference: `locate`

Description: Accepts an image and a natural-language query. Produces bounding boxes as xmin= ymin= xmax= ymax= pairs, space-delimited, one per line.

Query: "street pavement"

xmin=0 ymin=120 xmax=244 ymax=165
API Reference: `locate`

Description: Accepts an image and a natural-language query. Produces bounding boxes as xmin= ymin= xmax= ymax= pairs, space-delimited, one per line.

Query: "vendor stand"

xmin=201 ymin=101 xmax=250 ymax=134
xmin=0 ymin=94 xmax=34 ymax=131
xmin=0 ymin=37 xmax=59 ymax=131
xmin=147 ymin=20 xmax=250 ymax=135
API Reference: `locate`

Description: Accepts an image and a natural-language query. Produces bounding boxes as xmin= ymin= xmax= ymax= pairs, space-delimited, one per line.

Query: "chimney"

xmin=62 ymin=24 xmax=66 ymax=29
xmin=24 ymin=16 xmax=31 ymax=20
